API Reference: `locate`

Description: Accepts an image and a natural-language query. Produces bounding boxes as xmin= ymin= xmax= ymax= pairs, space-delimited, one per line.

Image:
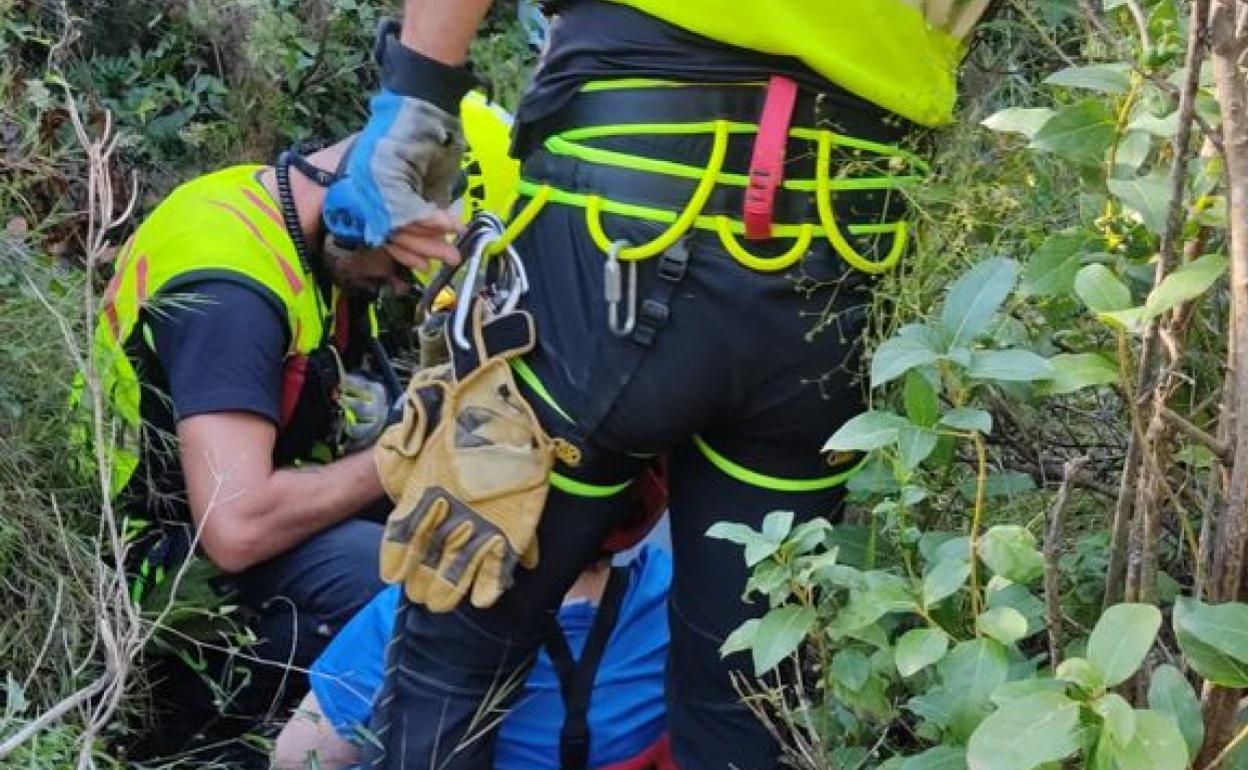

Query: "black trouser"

xmin=364 ymin=100 xmax=890 ymax=769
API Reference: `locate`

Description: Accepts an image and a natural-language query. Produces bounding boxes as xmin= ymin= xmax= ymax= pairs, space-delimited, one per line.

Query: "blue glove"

xmin=324 ymin=22 xmax=475 ymax=248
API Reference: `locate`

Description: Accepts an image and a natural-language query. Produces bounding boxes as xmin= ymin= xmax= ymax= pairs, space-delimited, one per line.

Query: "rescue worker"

xmin=92 ymin=138 xmax=460 ymax=752
xmin=320 ymin=1 xmax=992 ymax=767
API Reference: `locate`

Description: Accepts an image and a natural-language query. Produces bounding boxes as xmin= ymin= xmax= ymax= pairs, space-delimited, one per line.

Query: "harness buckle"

xmin=604 ymin=240 xmax=637 ymax=337
xmin=656 ymin=239 xmax=690 ymax=284
xmin=631 ymin=298 xmax=669 ymax=347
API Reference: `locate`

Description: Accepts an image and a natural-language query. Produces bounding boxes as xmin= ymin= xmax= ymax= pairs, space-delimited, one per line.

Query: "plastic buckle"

xmin=657 ymin=239 xmax=690 ymax=284
xmin=631 ymin=299 xmax=670 ymax=347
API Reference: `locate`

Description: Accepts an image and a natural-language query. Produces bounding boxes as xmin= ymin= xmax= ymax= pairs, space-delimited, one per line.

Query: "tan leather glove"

xmin=373 ymin=328 xmax=554 ymax=612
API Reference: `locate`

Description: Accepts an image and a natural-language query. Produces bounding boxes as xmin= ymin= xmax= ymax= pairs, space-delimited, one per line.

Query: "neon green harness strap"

xmin=693 ymin=434 xmax=862 ymax=492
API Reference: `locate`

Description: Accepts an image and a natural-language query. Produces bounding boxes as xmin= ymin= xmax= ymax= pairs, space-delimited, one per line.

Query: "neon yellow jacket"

xmin=604 ymin=0 xmax=963 ymax=126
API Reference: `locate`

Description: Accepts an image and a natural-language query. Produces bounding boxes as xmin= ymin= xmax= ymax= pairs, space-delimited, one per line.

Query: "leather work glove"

xmin=323 ymin=19 xmax=474 ymax=248
xmin=339 ymin=372 xmax=394 ymax=454
xmin=373 ymin=309 xmax=554 ymax=612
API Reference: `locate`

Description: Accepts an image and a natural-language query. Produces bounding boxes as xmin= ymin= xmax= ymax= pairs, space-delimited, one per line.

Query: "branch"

xmin=1162 ymin=406 xmax=1230 ymax=462
xmin=1044 ymin=456 xmax=1088 ymax=669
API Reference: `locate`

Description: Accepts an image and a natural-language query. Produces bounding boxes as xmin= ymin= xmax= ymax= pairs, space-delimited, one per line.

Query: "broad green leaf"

xmin=873 ymin=329 xmax=943 ymax=387
xmin=898 ymin=425 xmax=938 ymax=470
xmin=831 ymin=648 xmax=871 ymax=691
xmin=991 ymin=678 xmax=1068 ymax=706
xmin=1148 ymin=664 xmax=1204 ymax=759
xmin=1020 ymin=232 xmax=1087 ymax=297
xmin=1173 ymin=598 xmax=1248 ymax=687
xmin=1037 ymin=353 xmax=1119 ymax=396
xmin=761 ymin=510 xmax=794 ymax=542
xmin=939 ymin=639 xmax=1009 ymax=702
xmin=1114 ymin=130 xmax=1152 ymax=175
xmin=1143 ymin=253 xmax=1228 ymax=320
xmin=1044 ymin=63 xmax=1131 ymax=94
xmin=1093 ymin=692 xmax=1137 ymax=746
xmin=941 ymin=258 xmax=1019 ymax=349
xmin=977 ymin=607 xmax=1028 ymax=645
xmin=924 ymin=557 xmax=972 ymax=607
xmin=719 ymin=618 xmax=759 ymax=657
xmin=705 ymin=522 xmax=760 ymax=546
xmin=897 ymin=627 xmax=951 ymax=677
xmin=982 ymin=107 xmax=1055 ymax=139
xmin=1129 ymin=109 xmax=1179 ymax=138
xmin=744 ymin=538 xmax=780 ymax=566
xmin=1087 ymin=603 xmax=1162 ymax=686
xmin=831 ymin=572 xmax=918 ymax=634
xmin=1109 ymin=169 xmax=1173 ymax=235
xmin=1172 ymin=597 xmax=1248 ymax=669
xmin=824 ymin=410 xmax=910 ymax=452
xmin=902 ymin=746 xmax=968 ymax=770
xmin=966 ymin=691 xmax=1082 ymax=770
xmin=986 ymin=580 xmax=1046 ymax=638
xmin=959 ymin=472 xmax=1038 ymax=501
xmin=1075 ymin=264 xmax=1133 ymax=312
xmin=967 ymin=349 xmax=1055 ymax=382
xmin=904 ymin=370 xmax=940 ymax=427
xmin=940 ymin=407 xmax=993 ymax=434
xmin=978 ymin=526 xmax=1045 ymax=584
xmin=1111 ymin=710 xmax=1189 ymax=770
xmin=1031 ymin=99 xmax=1116 ymax=165
xmin=751 ymin=605 xmax=815 ymax=674
xmin=1055 ymin=656 xmax=1104 ymax=692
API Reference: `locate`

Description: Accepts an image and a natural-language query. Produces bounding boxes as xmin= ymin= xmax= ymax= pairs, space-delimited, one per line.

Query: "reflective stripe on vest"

xmin=94 ymin=165 xmax=325 ymax=487
xmin=601 ymin=0 xmax=964 ymax=127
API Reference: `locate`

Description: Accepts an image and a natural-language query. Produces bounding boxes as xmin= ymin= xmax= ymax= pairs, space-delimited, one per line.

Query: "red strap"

xmin=744 ymin=75 xmax=799 ymax=241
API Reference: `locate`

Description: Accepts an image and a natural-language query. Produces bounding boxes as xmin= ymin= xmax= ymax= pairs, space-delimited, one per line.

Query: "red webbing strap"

xmin=743 ymin=75 xmax=799 ymax=241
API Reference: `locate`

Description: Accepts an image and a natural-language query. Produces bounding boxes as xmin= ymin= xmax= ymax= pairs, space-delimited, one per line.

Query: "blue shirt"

xmin=309 ymin=545 xmax=671 ymax=769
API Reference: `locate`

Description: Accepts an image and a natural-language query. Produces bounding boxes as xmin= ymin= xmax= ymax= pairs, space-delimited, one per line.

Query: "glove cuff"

xmin=378 ymin=24 xmax=477 ymax=113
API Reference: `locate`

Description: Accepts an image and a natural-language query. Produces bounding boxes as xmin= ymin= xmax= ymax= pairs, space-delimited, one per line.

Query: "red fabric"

xmin=743 ymin=75 xmax=799 ymax=241
xmin=601 ymin=458 xmax=668 ymax=553
xmin=595 ymin=734 xmax=676 ymax=770
xmin=279 ymin=354 xmax=308 ymax=427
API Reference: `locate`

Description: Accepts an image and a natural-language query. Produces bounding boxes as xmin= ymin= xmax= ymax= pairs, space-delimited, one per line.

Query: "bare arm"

xmin=179 ymin=411 xmax=384 ymax=573
xmin=399 ymin=0 xmax=495 ymax=65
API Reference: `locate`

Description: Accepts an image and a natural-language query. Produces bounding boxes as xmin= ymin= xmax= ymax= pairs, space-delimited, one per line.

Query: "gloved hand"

xmin=323 ymin=19 xmax=475 ymax=248
xmin=373 ymin=316 xmax=554 ymax=613
xmin=339 ymin=372 xmax=395 ymax=454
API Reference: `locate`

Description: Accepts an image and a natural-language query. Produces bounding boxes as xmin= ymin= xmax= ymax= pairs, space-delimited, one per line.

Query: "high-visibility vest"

xmin=93 ymin=164 xmax=337 ymax=491
xmin=602 ymin=0 xmax=967 ymax=127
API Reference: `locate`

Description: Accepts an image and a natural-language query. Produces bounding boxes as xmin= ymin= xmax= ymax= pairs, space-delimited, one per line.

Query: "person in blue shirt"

xmin=272 ymin=544 xmax=672 ymax=770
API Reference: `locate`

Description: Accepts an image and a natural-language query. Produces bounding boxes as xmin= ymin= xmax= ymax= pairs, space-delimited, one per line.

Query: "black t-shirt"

xmin=514 ymin=0 xmax=889 ymax=154
xmin=126 ymin=280 xmax=288 ymax=523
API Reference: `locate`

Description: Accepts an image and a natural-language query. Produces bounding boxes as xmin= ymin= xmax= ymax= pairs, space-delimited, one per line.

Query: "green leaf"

xmin=1031 ymin=99 xmax=1117 ymax=165
xmin=873 ymin=329 xmax=942 ymax=387
xmin=1093 ymin=692 xmax=1137 ymax=746
xmin=751 ymin=605 xmax=816 ymax=674
xmin=939 ymin=639 xmax=1009 ymax=703
xmin=831 ymin=572 xmax=918 ymax=634
xmin=1172 ymin=597 xmax=1248 ymax=670
xmin=1143 ymin=253 xmax=1228 ymax=320
xmin=824 ymin=410 xmax=910 ymax=452
xmin=977 ymin=607 xmax=1029 ymax=645
xmin=941 ymin=258 xmax=1019 ymax=349
xmin=1112 ymin=710 xmax=1190 ymax=770
xmin=1148 ymin=664 xmax=1204 ymax=760
xmin=978 ymin=526 xmax=1045 ymax=584
xmin=761 ymin=510 xmax=794 ymax=542
xmin=1037 ymin=353 xmax=1119 ymax=396
xmin=1044 ymin=63 xmax=1131 ymax=94
xmin=1056 ymin=656 xmax=1104 ymax=692
xmin=966 ymin=691 xmax=1082 ymax=770
xmin=967 ymin=349 xmax=1055 ymax=382
xmin=1020 ymin=232 xmax=1087 ymax=297
xmin=1075 ymin=264 xmax=1133 ymax=312
xmin=1174 ymin=598 xmax=1248 ymax=687
xmin=924 ymin=557 xmax=972 ymax=607
xmin=902 ymin=746 xmax=968 ymax=770
xmin=1087 ymin=603 xmax=1162 ymax=687
xmin=897 ymin=628 xmax=951 ymax=678
xmin=831 ymin=648 xmax=872 ymax=691
xmin=705 ymin=522 xmax=761 ymax=546
xmin=986 ymin=580 xmax=1046 ymax=638
xmin=720 ymin=618 xmax=759 ymax=657
xmin=1109 ymin=169 xmax=1174 ymax=235
xmin=904 ymin=370 xmax=941 ymax=427
xmin=898 ymin=425 xmax=938 ymax=470
xmin=982 ymin=107 xmax=1055 ymax=139
xmin=940 ymin=407 xmax=993 ymax=434
xmin=959 ymin=472 xmax=1038 ymax=501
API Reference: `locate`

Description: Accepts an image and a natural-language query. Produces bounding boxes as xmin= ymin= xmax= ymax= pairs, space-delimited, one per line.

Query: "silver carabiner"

xmin=604 ymin=239 xmax=637 ymax=337
xmin=450 ymin=222 xmax=496 ymax=351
